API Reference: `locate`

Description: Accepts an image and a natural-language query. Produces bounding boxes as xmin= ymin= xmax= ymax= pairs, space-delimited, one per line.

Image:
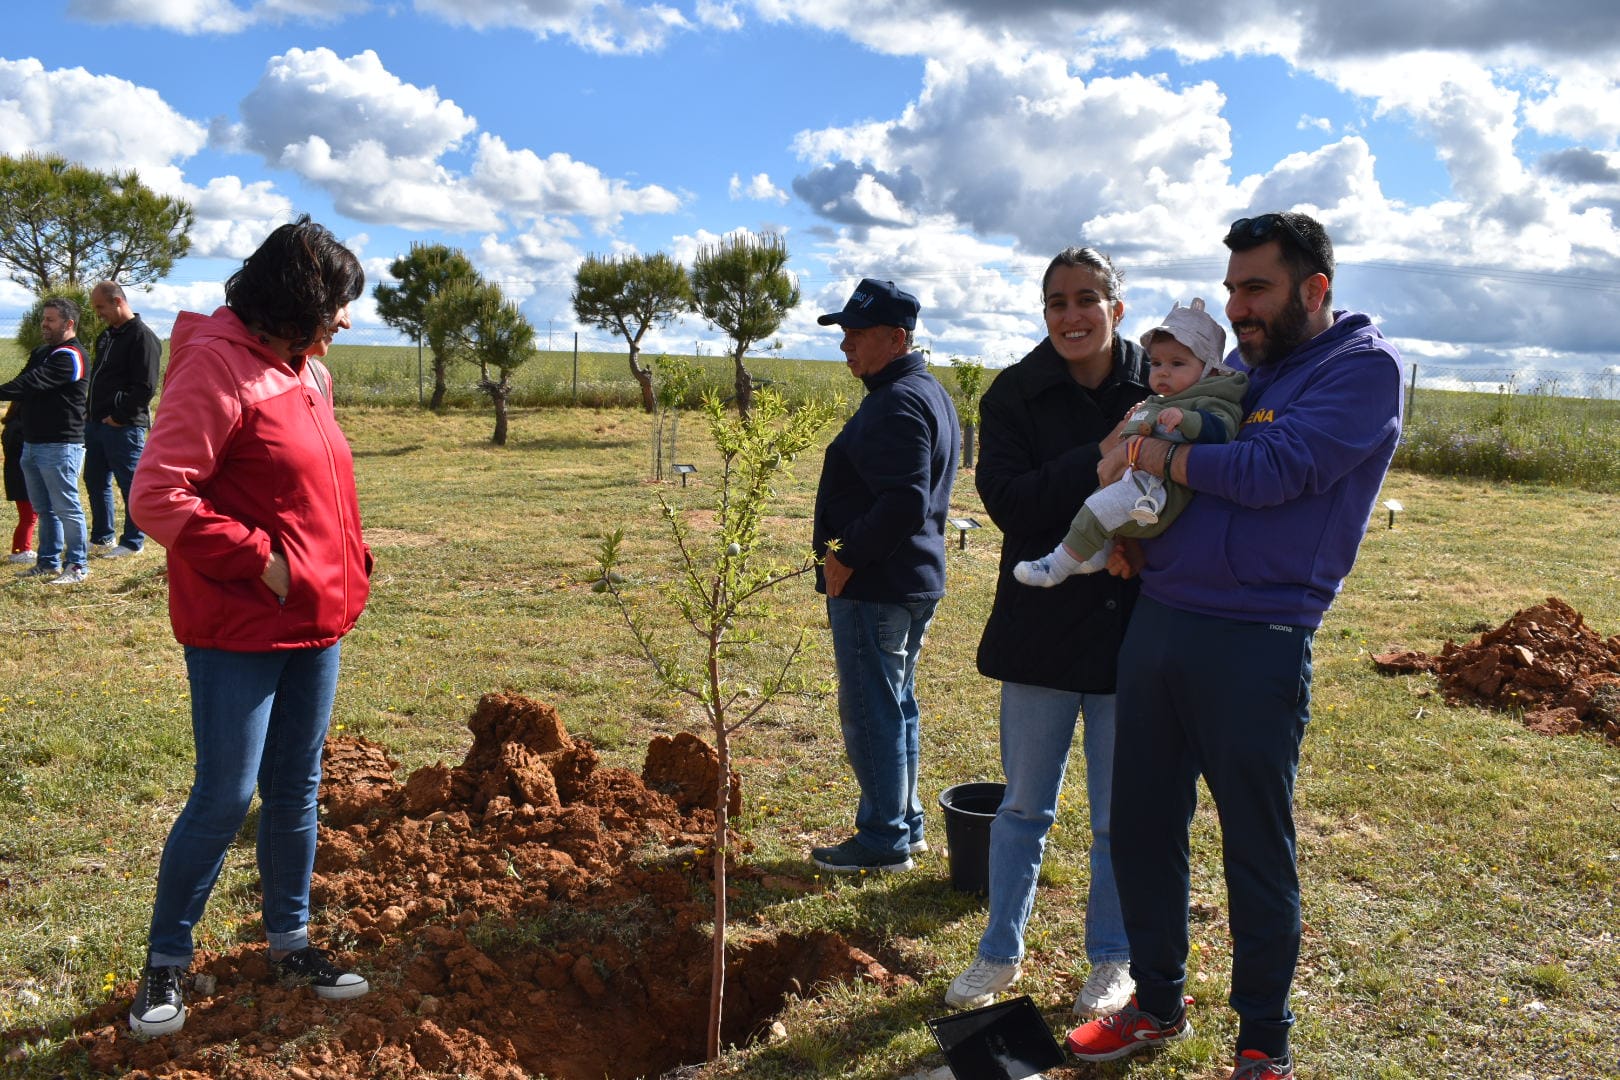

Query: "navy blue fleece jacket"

xmin=813 ymin=351 xmax=960 ymax=602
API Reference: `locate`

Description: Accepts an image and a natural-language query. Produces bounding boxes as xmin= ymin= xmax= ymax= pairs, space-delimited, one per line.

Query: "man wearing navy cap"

xmin=810 ymin=278 xmax=960 ymax=873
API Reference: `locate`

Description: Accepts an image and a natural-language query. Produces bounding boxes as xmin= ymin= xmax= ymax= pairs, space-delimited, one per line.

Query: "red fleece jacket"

xmin=131 ymin=306 xmax=371 ymax=651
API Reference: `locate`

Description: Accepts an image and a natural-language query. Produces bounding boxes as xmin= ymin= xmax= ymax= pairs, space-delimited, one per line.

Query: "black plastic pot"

xmin=937 ymin=781 xmax=1005 ymax=894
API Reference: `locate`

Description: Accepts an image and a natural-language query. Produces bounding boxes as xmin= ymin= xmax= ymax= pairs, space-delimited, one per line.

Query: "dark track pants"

xmin=1111 ymin=595 xmax=1313 ymax=1059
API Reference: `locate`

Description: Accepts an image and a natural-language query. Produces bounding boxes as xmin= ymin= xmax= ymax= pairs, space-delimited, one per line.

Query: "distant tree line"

xmin=1 ymin=152 xmax=193 ymax=355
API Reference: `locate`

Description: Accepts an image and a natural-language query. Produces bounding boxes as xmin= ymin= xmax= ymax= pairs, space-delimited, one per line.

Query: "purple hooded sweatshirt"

xmin=1139 ymin=309 xmax=1404 ymax=627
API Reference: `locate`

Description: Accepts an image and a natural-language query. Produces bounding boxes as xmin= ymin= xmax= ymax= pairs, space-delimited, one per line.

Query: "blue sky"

xmin=4 ymin=0 xmax=1620 ymax=374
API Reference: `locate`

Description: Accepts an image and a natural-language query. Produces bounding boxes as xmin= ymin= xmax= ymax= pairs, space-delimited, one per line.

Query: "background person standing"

xmin=87 ymin=281 xmax=162 ymax=558
xmin=2 ymin=396 xmax=36 ymax=562
xmin=0 ymin=298 xmax=90 ymax=585
xmin=809 ymin=278 xmax=960 ymax=874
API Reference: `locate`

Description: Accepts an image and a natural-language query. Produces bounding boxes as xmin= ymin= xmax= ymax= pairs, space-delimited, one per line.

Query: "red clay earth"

xmin=29 ymin=692 xmax=905 ymax=1079
xmin=1374 ymin=596 xmax=1620 ymax=745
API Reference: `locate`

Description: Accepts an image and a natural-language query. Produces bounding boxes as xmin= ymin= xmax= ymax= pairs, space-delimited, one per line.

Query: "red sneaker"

xmin=1064 ymin=995 xmax=1192 ymax=1062
xmin=1231 ymin=1049 xmax=1295 ymax=1078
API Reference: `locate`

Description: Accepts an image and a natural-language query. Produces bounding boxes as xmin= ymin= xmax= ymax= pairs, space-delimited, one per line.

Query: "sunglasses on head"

xmin=1226 ymin=213 xmax=1312 ymax=254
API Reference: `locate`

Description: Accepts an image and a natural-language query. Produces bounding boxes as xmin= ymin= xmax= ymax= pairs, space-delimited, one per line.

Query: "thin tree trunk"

xmin=732 ymin=348 xmax=753 ymax=418
xmin=963 ymin=421 xmax=977 ymax=469
xmin=708 ymin=721 xmax=730 ymax=1061
xmin=652 ymin=410 xmax=665 ymax=480
xmin=431 ymin=356 xmax=448 ymax=411
xmin=629 ymin=343 xmax=655 ymax=413
xmin=491 ymin=382 xmax=509 ymax=445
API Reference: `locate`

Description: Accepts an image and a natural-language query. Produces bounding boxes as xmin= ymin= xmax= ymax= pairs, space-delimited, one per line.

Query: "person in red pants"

xmin=2 ymin=400 xmax=36 ymax=562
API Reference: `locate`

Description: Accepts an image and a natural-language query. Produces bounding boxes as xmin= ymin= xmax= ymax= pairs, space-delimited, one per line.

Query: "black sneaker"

xmin=129 ymin=964 xmax=187 ymax=1036
xmin=810 ymin=837 xmax=913 ymax=873
xmin=273 ymin=946 xmax=370 ymax=1000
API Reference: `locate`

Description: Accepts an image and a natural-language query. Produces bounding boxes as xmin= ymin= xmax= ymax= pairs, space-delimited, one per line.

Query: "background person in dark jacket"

xmin=0 ymin=298 xmax=90 ymax=584
xmin=810 ymin=278 xmax=959 ymax=874
xmin=946 ymin=247 xmax=1149 ymax=1019
xmin=87 ymin=281 xmax=162 ymax=558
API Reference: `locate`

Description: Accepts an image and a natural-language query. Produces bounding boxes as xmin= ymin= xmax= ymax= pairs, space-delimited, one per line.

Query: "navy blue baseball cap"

xmin=817 ymin=278 xmax=920 ymax=331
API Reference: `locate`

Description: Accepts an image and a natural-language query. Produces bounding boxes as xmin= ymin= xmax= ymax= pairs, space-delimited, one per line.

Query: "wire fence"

xmin=1403 ymin=363 xmax=1620 ymax=429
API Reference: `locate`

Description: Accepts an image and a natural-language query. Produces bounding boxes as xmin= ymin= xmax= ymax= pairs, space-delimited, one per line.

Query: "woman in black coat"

xmin=945 ymin=247 xmax=1150 ymax=1018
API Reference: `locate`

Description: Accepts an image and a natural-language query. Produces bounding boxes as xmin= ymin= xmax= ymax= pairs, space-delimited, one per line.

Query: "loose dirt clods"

xmin=33 ymin=692 xmax=901 ymax=1079
xmin=1374 ymin=596 xmax=1620 ymax=744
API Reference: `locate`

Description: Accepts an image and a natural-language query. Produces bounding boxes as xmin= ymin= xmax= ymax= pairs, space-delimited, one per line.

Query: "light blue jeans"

xmin=19 ymin=441 xmax=87 ymax=571
xmin=827 ymin=595 xmax=938 ymax=856
xmin=977 ymin=681 xmax=1129 ymax=966
xmin=147 ymin=643 xmax=342 ymax=968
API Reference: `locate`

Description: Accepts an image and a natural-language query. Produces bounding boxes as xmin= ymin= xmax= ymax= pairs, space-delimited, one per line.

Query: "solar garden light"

xmin=949 ymin=517 xmax=982 ymax=550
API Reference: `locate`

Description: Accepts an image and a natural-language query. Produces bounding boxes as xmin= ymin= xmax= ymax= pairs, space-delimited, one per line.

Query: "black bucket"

xmin=927 ymin=994 xmax=1064 ymax=1080
xmin=937 ymin=781 xmax=1005 ymax=894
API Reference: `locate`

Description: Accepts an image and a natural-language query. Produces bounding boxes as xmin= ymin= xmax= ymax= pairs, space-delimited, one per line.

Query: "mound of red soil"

xmin=46 ymin=692 xmax=902 ymax=1079
xmin=1374 ymin=597 xmax=1620 ymax=744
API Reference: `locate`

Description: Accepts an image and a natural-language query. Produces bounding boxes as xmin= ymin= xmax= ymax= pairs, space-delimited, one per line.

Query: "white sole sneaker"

xmin=945 ymin=958 xmax=1021 ymax=1010
xmin=1073 ymin=960 xmax=1135 ymax=1017
xmin=129 ymin=1003 xmax=186 ymax=1036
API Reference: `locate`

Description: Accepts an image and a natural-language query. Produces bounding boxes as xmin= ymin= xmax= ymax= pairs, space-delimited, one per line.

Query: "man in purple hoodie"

xmin=1064 ymin=213 xmax=1403 ymax=1080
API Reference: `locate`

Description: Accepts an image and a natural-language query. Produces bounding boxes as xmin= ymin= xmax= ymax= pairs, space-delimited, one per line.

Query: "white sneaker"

xmin=7 ymin=550 xmax=35 ymax=564
xmin=1073 ymin=960 xmax=1134 ymax=1017
xmin=48 ymin=564 xmax=89 ymax=586
xmin=945 ymin=957 xmax=1021 ymax=1010
xmin=101 ymin=544 xmax=140 ymax=559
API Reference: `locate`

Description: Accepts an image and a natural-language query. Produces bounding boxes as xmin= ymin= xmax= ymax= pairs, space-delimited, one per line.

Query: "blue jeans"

xmin=85 ymin=421 xmax=146 ymax=549
xmin=19 ymin=441 xmax=87 ymax=571
xmin=147 ymin=644 xmax=343 ymax=968
xmin=978 ymin=682 xmax=1129 ymax=966
xmin=826 ymin=596 xmax=938 ymax=856
xmin=1112 ymin=596 xmax=1312 ymax=1059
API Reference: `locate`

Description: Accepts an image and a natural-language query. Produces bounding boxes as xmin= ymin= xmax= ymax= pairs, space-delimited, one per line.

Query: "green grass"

xmin=1 ymin=408 xmax=1618 ymax=1080
xmin=1397 ymin=384 xmax=1620 ymax=490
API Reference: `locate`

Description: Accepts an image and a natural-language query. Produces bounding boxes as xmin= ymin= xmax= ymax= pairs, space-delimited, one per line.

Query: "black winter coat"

xmin=975 ymin=335 xmax=1150 ymax=694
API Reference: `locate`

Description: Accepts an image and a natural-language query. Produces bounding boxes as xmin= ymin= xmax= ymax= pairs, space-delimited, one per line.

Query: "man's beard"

xmin=1234 ymin=292 xmax=1311 ymax=368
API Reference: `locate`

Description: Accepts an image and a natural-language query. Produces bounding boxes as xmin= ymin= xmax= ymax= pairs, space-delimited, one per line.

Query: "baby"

xmin=1015 ymin=298 xmax=1249 ymax=586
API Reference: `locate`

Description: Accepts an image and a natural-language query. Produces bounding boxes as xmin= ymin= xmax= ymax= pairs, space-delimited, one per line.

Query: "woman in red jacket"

xmin=127 ymin=216 xmax=373 ymax=1037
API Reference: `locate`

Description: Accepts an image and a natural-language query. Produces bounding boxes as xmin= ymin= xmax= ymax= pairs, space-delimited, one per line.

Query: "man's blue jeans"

xmin=147 ymin=643 xmax=343 ymax=968
xmin=19 ymin=441 xmax=87 ymax=571
xmin=977 ymin=682 xmax=1129 ymax=966
xmin=826 ymin=595 xmax=938 ymax=856
xmin=85 ymin=421 xmax=146 ymax=549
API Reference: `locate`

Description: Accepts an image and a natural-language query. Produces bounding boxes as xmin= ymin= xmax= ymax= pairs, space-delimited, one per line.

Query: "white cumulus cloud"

xmin=728 ymin=172 xmax=789 ymax=204
xmin=67 ymin=0 xmax=368 ymax=33
xmin=0 ymin=57 xmax=205 ymax=189
xmin=412 ymin=0 xmax=690 ymax=55
xmin=473 ymin=134 xmax=682 ymax=225
xmin=237 ymin=48 xmax=476 ymax=163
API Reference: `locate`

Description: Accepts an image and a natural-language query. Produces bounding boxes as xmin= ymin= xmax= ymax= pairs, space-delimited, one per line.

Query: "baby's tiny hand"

xmin=1157 ymin=406 xmax=1184 ymax=432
